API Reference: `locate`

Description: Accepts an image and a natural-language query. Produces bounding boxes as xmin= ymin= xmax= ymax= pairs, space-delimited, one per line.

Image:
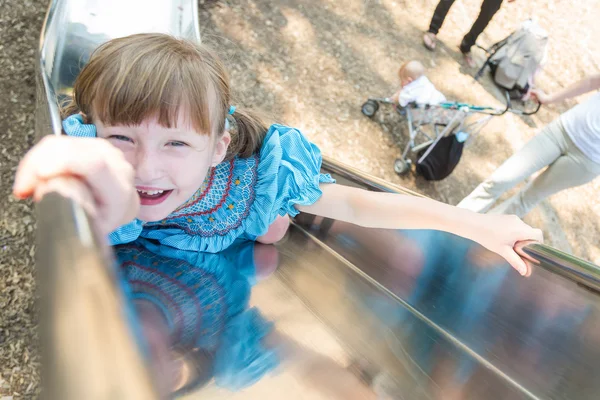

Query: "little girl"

xmin=13 ymin=33 xmax=542 ymax=275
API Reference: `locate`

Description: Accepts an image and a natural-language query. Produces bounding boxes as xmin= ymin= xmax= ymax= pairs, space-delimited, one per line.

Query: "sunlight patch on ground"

xmin=211 ymin=6 xmax=267 ymax=54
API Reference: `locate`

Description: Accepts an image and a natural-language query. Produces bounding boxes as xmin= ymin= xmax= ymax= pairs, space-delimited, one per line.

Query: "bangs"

xmin=75 ymin=35 xmax=225 ymax=135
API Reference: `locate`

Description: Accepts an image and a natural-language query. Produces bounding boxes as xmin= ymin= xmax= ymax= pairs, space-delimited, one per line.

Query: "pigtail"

xmin=58 ymin=95 xmax=92 ymax=124
xmin=59 ymin=96 xmax=80 ymax=120
xmin=225 ymin=107 xmax=270 ymax=160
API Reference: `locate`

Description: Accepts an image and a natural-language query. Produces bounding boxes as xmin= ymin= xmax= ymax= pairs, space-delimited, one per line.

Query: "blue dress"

xmin=63 ymin=114 xmax=335 ymax=252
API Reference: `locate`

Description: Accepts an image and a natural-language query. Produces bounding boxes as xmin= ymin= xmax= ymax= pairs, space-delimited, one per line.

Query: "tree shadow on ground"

xmin=197 ymin=0 xmax=525 ymax=203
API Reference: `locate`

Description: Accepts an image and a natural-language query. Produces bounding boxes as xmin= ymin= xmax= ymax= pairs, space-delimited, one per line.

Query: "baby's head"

xmin=398 ymin=60 xmax=425 ymax=87
xmin=62 ymin=33 xmax=267 ymax=222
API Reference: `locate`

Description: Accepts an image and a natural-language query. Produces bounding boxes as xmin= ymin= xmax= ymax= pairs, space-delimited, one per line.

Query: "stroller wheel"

xmin=361 ymin=100 xmax=379 ymax=117
xmin=394 ymin=158 xmax=412 ymax=175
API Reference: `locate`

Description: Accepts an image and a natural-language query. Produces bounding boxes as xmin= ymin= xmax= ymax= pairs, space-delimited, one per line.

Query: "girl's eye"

xmin=168 ymin=141 xmax=188 ymax=147
xmin=109 ymin=135 xmax=133 ymax=142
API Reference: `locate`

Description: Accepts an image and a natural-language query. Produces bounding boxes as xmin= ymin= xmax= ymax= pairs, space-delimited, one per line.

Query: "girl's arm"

xmin=532 ymin=73 xmax=600 ymax=104
xmin=297 ymin=184 xmax=543 ymax=275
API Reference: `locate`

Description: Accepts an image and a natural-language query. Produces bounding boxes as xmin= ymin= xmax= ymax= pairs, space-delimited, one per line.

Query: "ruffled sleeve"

xmin=108 ymin=220 xmax=145 ymax=245
xmin=273 ymin=124 xmax=335 ymax=217
xmin=62 ymin=114 xmax=97 ymax=137
xmin=245 ymin=124 xmax=335 ymax=239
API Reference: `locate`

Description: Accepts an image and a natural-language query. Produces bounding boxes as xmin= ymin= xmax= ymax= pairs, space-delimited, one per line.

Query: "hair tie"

xmin=228 ymin=105 xmax=236 ymax=115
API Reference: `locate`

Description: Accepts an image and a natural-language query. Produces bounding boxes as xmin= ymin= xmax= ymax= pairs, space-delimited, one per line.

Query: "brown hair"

xmin=60 ymin=33 xmax=268 ymax=160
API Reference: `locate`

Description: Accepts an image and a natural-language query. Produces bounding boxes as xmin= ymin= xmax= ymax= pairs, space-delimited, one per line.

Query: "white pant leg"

xmin=490 ymin=129 xmax=600 ymax=217
xmin=457 ymin=120 xmax=565 ymax=213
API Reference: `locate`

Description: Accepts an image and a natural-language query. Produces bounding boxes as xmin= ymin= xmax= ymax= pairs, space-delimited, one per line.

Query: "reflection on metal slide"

xmin=35 ymin=1 xmax=600 ymax=399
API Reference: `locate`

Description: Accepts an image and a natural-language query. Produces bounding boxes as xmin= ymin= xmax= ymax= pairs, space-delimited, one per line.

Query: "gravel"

xmin=0 ymin=1 xmax=47 ymax=398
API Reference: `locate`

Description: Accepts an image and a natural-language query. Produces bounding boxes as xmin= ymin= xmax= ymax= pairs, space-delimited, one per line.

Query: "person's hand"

xmin=470 ymin=214 xmax=543 ymax=276
xmin=13 ymin=135 xmax=139 ymax=235
xmin=530 ymin=88 xmax=552 ymax=104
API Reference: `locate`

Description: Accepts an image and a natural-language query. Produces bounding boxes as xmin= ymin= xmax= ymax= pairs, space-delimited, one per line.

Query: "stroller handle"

xmin=366 ymin=95 xmax=541 ymax=116
xmin=440 ymin=92 xmax=541 ymax=116
xmin=504 ymin=91 xmax=542 ymax=116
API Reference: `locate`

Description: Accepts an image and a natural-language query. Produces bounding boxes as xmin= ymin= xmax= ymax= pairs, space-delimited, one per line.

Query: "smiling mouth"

xmin=137 ymin=189 xmax=173 ymax=205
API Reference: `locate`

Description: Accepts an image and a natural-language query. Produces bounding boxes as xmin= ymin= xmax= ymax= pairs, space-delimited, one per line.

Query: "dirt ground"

xmin=199 ymin=0 xmax=600 ymax=262
xmin=1 ymin=0 xmax=599 ymax=398
xmin=0 ymin=1 xmax=46 ymax=398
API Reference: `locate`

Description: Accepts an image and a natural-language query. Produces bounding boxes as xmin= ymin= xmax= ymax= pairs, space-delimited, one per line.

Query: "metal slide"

xmin=35 ymin=1 xmax=600 ymax=399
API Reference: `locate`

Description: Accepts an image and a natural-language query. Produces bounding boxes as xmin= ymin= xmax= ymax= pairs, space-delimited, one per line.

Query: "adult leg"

xmin=428 ymin=0 xmax=456 ymax=35
xmin=457 ymin=120 xmax=565 ymax=213
xmin=425 ymin=0 xmax=457 ymax=50
xmin=489 ymin=135 xmax=600 ymax=217
xmin=459 ymin=0 xmax=504 ymax=53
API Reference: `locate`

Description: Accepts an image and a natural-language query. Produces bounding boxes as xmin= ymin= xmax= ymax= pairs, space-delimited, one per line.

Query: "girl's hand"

xmin=13 ymin=135 xmax=139 ymax=235
xmin=471 ymin=214 xmax=543 ymax=276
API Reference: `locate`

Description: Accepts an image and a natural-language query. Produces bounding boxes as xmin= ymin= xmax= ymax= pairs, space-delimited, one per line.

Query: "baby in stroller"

xmin=361 ymin=60 xmax=540 ymax=180
xmin=388 ymin=60 xmax=446 ymax=107
xmin=362 ymin=60 xmax=510 ymax=180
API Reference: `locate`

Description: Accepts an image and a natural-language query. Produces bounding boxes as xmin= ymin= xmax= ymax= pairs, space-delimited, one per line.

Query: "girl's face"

xmin=96 ymin=114 xmax=230 ymax=222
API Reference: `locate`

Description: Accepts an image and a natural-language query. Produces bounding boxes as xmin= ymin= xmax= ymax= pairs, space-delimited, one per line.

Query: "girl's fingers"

xmin=83 ymin=152 xmax=137 ymax=232
xmin=83 ymin=157 xmax=134 ymax=206
xmin=532 ymin=228 xmax=544 ymax=243
xmin=125 ymin=187 xmax=141 ymax=223
xmin=514 ymin=241 xmax=540 ymax=265
xmin=14 ymin=136 xmax=81 ymax=197
xmin=14 ymin=136 xmax=126 ymax=198
xmin=91 ymin=172 xmax=139 ymax=234
xmin=15 ymin=135 xmax=138 ymax=235
xmin=33 ymin=176 xmax=99 ymax=221
xmin=503 ymin=249 xmax=531 ymax=277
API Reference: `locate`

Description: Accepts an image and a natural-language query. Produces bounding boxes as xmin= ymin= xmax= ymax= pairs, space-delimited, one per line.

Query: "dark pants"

xmin=428 ymin=0 xmax=504 ymax=53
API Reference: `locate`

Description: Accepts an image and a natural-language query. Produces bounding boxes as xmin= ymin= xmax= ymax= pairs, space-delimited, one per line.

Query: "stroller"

xmin=475 ymin=19 xmax=549 ymax=101
xmin=361 ymin=95 xmax=540 ymax=180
